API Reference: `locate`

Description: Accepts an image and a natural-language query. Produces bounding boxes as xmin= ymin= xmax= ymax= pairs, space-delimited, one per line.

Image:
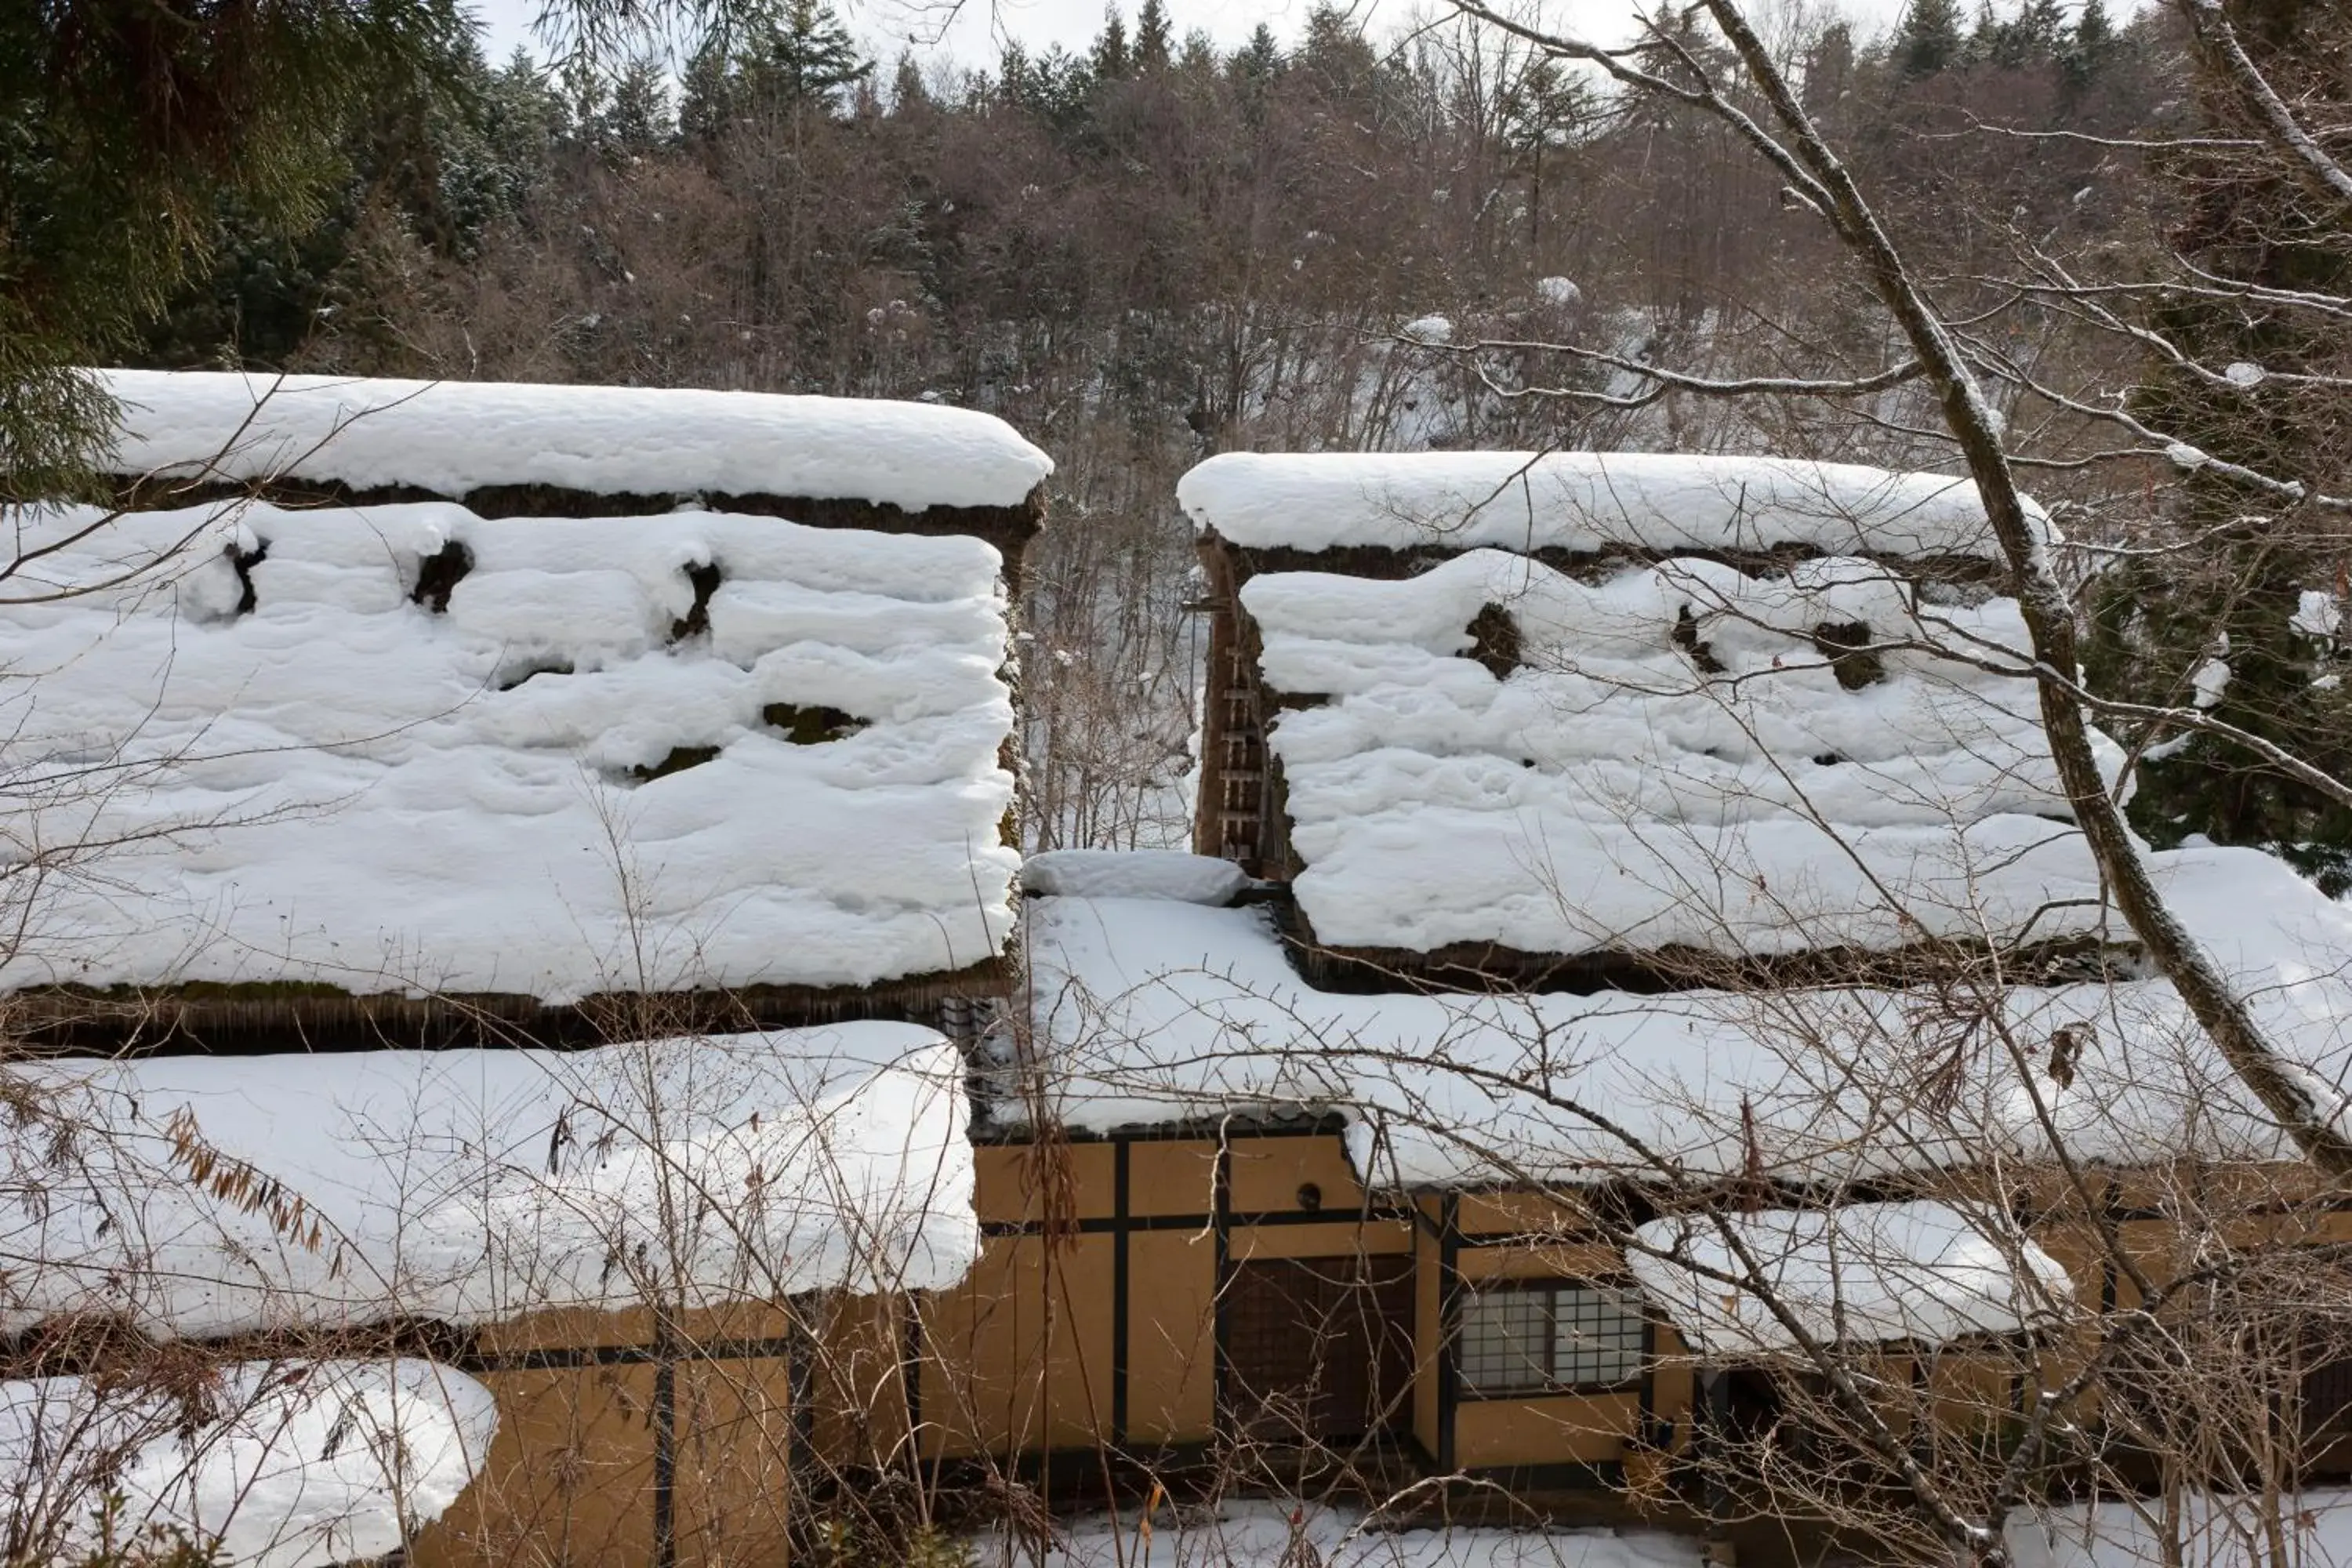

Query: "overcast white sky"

xmin=467 ymin=0 xmax=1914 ymax=71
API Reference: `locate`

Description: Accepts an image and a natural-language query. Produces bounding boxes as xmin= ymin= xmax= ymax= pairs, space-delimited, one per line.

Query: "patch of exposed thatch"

xmin=11 ymin=956 xmax=1012 ymax=1058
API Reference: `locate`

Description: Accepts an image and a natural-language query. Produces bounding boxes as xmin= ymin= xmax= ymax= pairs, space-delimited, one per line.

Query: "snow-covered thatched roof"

xmin=2 ymin=372 xmax=1048 ymax=1014
xmin=1010 ymin=845 xmax=2352 ymax=1190
xmin=4 ymin=1027 xmax=976 ymax=1338
xmin=97 ymin=369 xmax=1054 ymax=515
xmin=1181 ymin=449 xmax=2111 ymax=966
xmin=1178 ymin=449 xmax=2031 ymax=561
xmin=0 ymin=497 xmax=1018 ymax=1007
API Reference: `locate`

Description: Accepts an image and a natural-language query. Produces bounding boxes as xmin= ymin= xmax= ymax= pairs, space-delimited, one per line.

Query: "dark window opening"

xmin=763 ymin=702 xmax=867 ymax=745
xmin=1813 ymin=620 xmax=1886 ymax=689
xmin=670 ymin=560 xmax=723 ymax=642
xmin=1226 ymin=1254 xmax=1414 ymax=1440
xmin=227 ymin=540 xmax=268 ymax=617
xmin=411 ymin=541 xmax=475 ymax=614
xmin=495 ymin=659 xmax=574 ymax=691
xmin=630 ymin=744 xmax=722 ymax=782
xmin=1672 ymin=604 xmax=1726 ymax=673
xmin=1467 ymin=602 xmax=1522 ymax=680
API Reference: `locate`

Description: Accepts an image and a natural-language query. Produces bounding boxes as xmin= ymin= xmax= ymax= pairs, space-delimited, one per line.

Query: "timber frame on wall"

xmin=951 ymin=1122 xmax=1682 ymax=1491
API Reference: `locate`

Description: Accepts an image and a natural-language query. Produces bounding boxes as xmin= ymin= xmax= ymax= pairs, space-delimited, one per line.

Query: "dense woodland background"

xmin=93 ymin=0 xmax=2352 ymax=884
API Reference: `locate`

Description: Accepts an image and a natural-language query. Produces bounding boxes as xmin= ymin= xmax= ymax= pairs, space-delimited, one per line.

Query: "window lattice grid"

xmin=1460 ymin=1288 xmax=1555 ymax=1395
xmin=1555 ymin=1286 xmax=1647 ymax=1387
xmin=1457 ymin=1284 xmax=1647 ymax=1395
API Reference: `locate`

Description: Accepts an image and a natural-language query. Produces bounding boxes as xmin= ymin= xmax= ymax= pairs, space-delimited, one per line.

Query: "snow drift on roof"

xmin=1012 ymin=845 xmax=2352 ymax=1189
xmin=1 ymin=1357 xmax=495 ymax=1568
xmin=1628 ymin=1200 xmax=2073 ymax=1354
xmin=2 ymin=1028 xmax=975 ymax=1338
xmin=1178 ymin=450 xmax=2037 ymax=558
xmin=96 ymin=369 xmax=1053 ymax=511
xmin=1244 ymin=549 xmax=2121 ymax=958
xmin=0 ymin=500 xmax=1015 ymax=1000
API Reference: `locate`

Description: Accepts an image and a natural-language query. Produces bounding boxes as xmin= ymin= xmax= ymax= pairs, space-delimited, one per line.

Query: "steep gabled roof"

xmin=1181 ymin=449 xmax=2118 ymax=979
xmin=3 ymin=373 xmax=1047 ymax=1038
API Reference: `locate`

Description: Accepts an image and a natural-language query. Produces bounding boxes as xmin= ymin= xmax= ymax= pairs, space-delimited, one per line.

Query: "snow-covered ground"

xmin=0 ymin=499 xmax=1018 ymax=1000
xmin=3 ymin=1027 xmax=975 ymax=1336
xmin=96 ymin=368 xmax=1054 ymax=510
xmin=2007 ymin=1489 xmax=2352 ymax=1568
xmin=1 ymin=1357 xmax=496 ymax=1568
xmin=971 ymin=1501 xmax=1705 ymax=1568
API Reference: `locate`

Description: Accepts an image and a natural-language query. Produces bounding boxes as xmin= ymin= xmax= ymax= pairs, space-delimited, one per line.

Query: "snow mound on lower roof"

xmin=1245 ymin=550 xmax=2120 ymax=957
xmin=1012 ymin=845 xmax=2352 ymax=1189
xmin=2 ymin=1027 xmax=975 ymax=1338
xmin=1020 ymin=849 xmax=1249 ymax=904
xmin=984 ymin=1499 xmax=1704 ymax=1568
xmin=0 ymin=500 xmax=1016 ymax=1000
xmin=1629 ymin=1200 xmax=2073 ymax=1354
xmin=1179 ymin=449 xmax=2036 ymax=558
xmin=2 ymin=1357 xmax=495 ymax=1568
xmin=96 ymin=369 xmax=1053 ymax=511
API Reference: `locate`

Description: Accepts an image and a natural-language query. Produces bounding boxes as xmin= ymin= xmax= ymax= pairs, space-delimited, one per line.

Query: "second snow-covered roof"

xmin=1243 ymin=547 xmax=2120 ymax=960
xmin=1011 ymin=845 xmax=2352 ymax=1189
xmin=97 ymin=370 xmax=1054 ymax=514
xmin=1178 ymin=450 xmax=2032 ymax=559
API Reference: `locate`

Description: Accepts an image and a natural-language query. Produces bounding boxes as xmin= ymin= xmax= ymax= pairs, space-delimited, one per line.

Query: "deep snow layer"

xmin=96 ymin=369 xmax=1054 ymax=511
xmin=1179 ymin=450 xmax=2036 ymax=558
xmin=1021 ymin=848 xmax=1251 ymax=905
xmin=0 ymin=1358 xmax=495 ymax=1568
xmin=1012 ymin=846 xmax=2352 ymax=1189
xmin=2 ymin=1028 xmax=976 ymax=1337
xmin=1243 ymin=550 xmax=2119 ymax=956
xmin=1629 ymin=1200 xmax=2074 ymax=1354
xmin=0 ymin=500 xmax=1017 ymax=1000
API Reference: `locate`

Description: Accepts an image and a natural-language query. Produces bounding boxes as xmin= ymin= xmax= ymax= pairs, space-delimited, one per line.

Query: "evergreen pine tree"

xmin=1134 ymin=0 xmax=1174 ymax=74
xmin=998 ymin=43 xmax=1034 ymax=111
xmin=2063 ymin=0 xmax=2114 ymax=85
xmin=0 ymin=0 xmax=467 ymax=495
xmin=2085 ymin=0 xmax=2352 ymax=891
xmin=1802 ymin=20 xmax=1856 ymax=116
xmin=678 ymin=34 xmax=735 ymax=143
xmin=1091 ymin=8 xmax=1132 ymax=83
xmin=601 ymin=58 xmax=674 ymax=156
xmin=1232 ymin=22 xmax=1283 ymax=85
xmin=891 ymin=53 xmax=931 ymax=113
xmin=1896 ymin=0 xmax=1965 ymax=76
xmin=752 ymin=0 xmax=871 ymax=113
